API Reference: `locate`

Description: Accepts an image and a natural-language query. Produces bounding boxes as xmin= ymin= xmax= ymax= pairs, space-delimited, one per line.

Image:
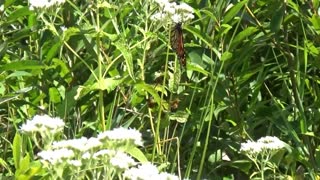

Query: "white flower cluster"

xmin=36 ymin=127 xmax=143 ymax=170
xmin=52 ymin=137 xmax=102 ymax=152
xmin=20 ymin=115 xmax=65 ymax=135
xmin=29 ymin=0 xmax=66 ymax=10
xmin=151 ymin=0 xmax=194 ymax=24
xmin=240 ymin=136 xmax=286 ymax=154
xmin=98 ymin=127 xmax=143 ymax=146
xmin=123 ymin=163 xmax=178 ymax=180
xmin=38 ymin=148 xmax=74 ymax=165
xmin=21 ymin=115 xmax=178 ymax=178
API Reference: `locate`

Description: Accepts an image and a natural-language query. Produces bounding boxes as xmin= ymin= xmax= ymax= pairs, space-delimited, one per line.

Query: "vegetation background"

xmin=1 ymin=0 xmax=320 ymax=179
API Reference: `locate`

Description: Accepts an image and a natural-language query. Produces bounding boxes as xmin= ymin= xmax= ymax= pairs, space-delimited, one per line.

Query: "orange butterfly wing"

xmin=171 ymin=23 xmax=186 ymax=68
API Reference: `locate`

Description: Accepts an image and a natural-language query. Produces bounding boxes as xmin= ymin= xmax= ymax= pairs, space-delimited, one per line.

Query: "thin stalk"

xmin=95 ymin=1 xmax=105 ymax=131
xmin=152 ymin=26 xmax=172 ymax=161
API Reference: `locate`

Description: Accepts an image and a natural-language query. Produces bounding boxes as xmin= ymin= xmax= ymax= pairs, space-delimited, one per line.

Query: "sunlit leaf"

xmin=0 ymin=60 xmax=45 ymax=71
xmin=169 ymin=111 xmax=189 ymax=123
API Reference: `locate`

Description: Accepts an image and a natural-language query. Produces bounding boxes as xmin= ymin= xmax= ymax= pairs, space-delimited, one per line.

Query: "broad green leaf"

xmin=270 ymin=5 xmax=285 ymax=33
xmin=46 ymin=41 xmax=62 ymax=61
xmin=90 ymin=77 xmax=124 ymax=92
xmin=187 ymin=62 xmax=209 ymax=76
xmin=62 ymin=27 xmax=80 ymax=42
xmin=49 ymin=87 xmax=61 ymax=103
xmin=221 ymin=51 xmax=233 ymax=61
xmin=4 ymin=0 xmax=15 ymax=7
xmin=56 ymin=85 xmax=78 ymax=116
xmin=52 ymin=58 xmax=71 ymax=83
xmin=185 ymin=26 xmax=218 ymax=56
xmin=19 ymin=154 xmax=30 ymax=174
xmin=7 ymin=7 xmax=32 ymax=22
xmin=214 ymin=103 xmax=228 ymax=118
xmin=229 ymin=160 xmax=252 ymax=174
xmin=113 ymin=40 xmax=134 ymax=80
xmin=223 ymin=0 xmax=248 ymax=24
xmin=6 ymin=71 xmax=32 ymax=79
xmin=231 ymin=27 xmax=258 ymax=49
xmin=8 ymin=28 xmax=34 ymax=43
xmin=169 ymin=111 xmax=189 ymax=123
xmin=135 ymin=82 xmax=167 ymax=108
xmin=0 ymin=60 xmax=45 ymax=71
xmin=310 ymin=14 xmax=320 ymax=30
xmin=208 ymin=149 xmax=222 ymax=163
xmin=13 ymin=133 xmax=22 ymax=170
xmin=126 ymin=147 xmax=148 ymax=163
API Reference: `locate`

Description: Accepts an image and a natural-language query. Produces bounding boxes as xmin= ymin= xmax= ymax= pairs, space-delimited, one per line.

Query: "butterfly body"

xmin=171 ymin=23 xmax=186 ymax=68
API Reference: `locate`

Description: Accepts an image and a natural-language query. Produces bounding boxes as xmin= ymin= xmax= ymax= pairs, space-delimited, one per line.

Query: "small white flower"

xmin=29 ymin=0 xmax=49 ymax=9
xmin=29 ymin=0 xmax=66 ymax=10
xmin=98 ymin=127 xmax=143 ymax=146
xmin=93 ymin=149 xmax=115 ymax=159
xmin=163 ymin=3 xmax=176 ymax=14
xmin=151 ymin=0 xmax=194 ymax=24
xmin=177 ymin=3 xmax=194 ymax=13
xmin=82 ymin=152 xmax=91 ymax=159
xmin=110 ymin=152 xmax=136 ymax=169
xmin=38 ymin=148 xmax=74 ymax=164
xmin=158 ymin=172 xmax=179 ymax=180
xmin=172 ymin=14 xmax=182 ymax=24
xmin=150 ymin=12 xmax=167 ymax=21
xmin=20 ymin=115 xmax=64 ymax=134
xmin=61 ymin=26 xmax=67 ymax=32
xmin=155 ymin=0 xmax=170 ymax=8
xmin=68 ymin=160 xmax=82 ymax=167
xmin=257 ymin=136 xmax=285 ymax=151
xmin=123 ymin=163 xmax=159 ymax=180
xmin=53 ymin=137 xmax=102 ymax=152
xmin=86 ymin=137 xmax=103 ymax=149
xmin=183 ymin=13 xmax=195 ymax=22
xmin=52 ymin=137 xmax=88 ymax=151
xmin=240 ymin=140 xmax=263 ymax=154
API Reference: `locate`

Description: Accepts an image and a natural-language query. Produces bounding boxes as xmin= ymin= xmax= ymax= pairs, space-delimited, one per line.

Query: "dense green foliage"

xmin=1 ymin=0 xmax=320 ymax=179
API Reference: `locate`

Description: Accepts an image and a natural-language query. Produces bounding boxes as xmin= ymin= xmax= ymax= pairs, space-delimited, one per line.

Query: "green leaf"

xmin=169 ymin=111 xmax=189 ymax=123
xmin=12 ymin=133 xmax=22 ymax=170
xmin=90 ymin=77 xmax=124 ymax=92
xmin=46 ymin=41 xmax=62 ymax=61
xmin=8 ymin=28 xmax=34 ymax=43
xmin=187 ymin=63 xmax=209 ymax=76
xmin=310 ymin=14 xmax=320 ymax=30
xmin=57 ymin=85 xmax=78 ymax=116
xmin=135 ymin=82 xmax=166 ymax=108
xmin=6 ymin=71 xmax=33 ymax=79
xmin=49 ymin=87 xmax=61 ymax=103
xmin=7 ymin=7 xmax=32 ymax=22
xmin=231 ymin=26 xmax=258 ymax=49
xmin=113 ymin=40 xmax=134 ymax=80
xmin=221 ymin=51 xmax=233 ymax=61
xmin=223 ymin=0 xmax=248 ymax=24
xmin=62 ymin=27 xmax=80 ymax=42
xmin=0 ymin=60 xmax=45 ymax=71
xmin=229 ymin=160 xmax=252 ymax=174
xmin=52 ymin=58 xmax=71 ymax=83
xmin=126 ymin=147 xmax=148 ymax=163
xmin=185 ymin=26 xmax=217 ymax=56
xmin=270 ymin=5 xmax=285 ymax=33
xmin=19 ymin=154 xmax=30 ymax=174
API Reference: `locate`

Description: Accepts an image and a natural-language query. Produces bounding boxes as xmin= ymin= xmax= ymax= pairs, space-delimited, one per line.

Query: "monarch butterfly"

xmin=170 ymin=23 xmax=186 ymax=68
